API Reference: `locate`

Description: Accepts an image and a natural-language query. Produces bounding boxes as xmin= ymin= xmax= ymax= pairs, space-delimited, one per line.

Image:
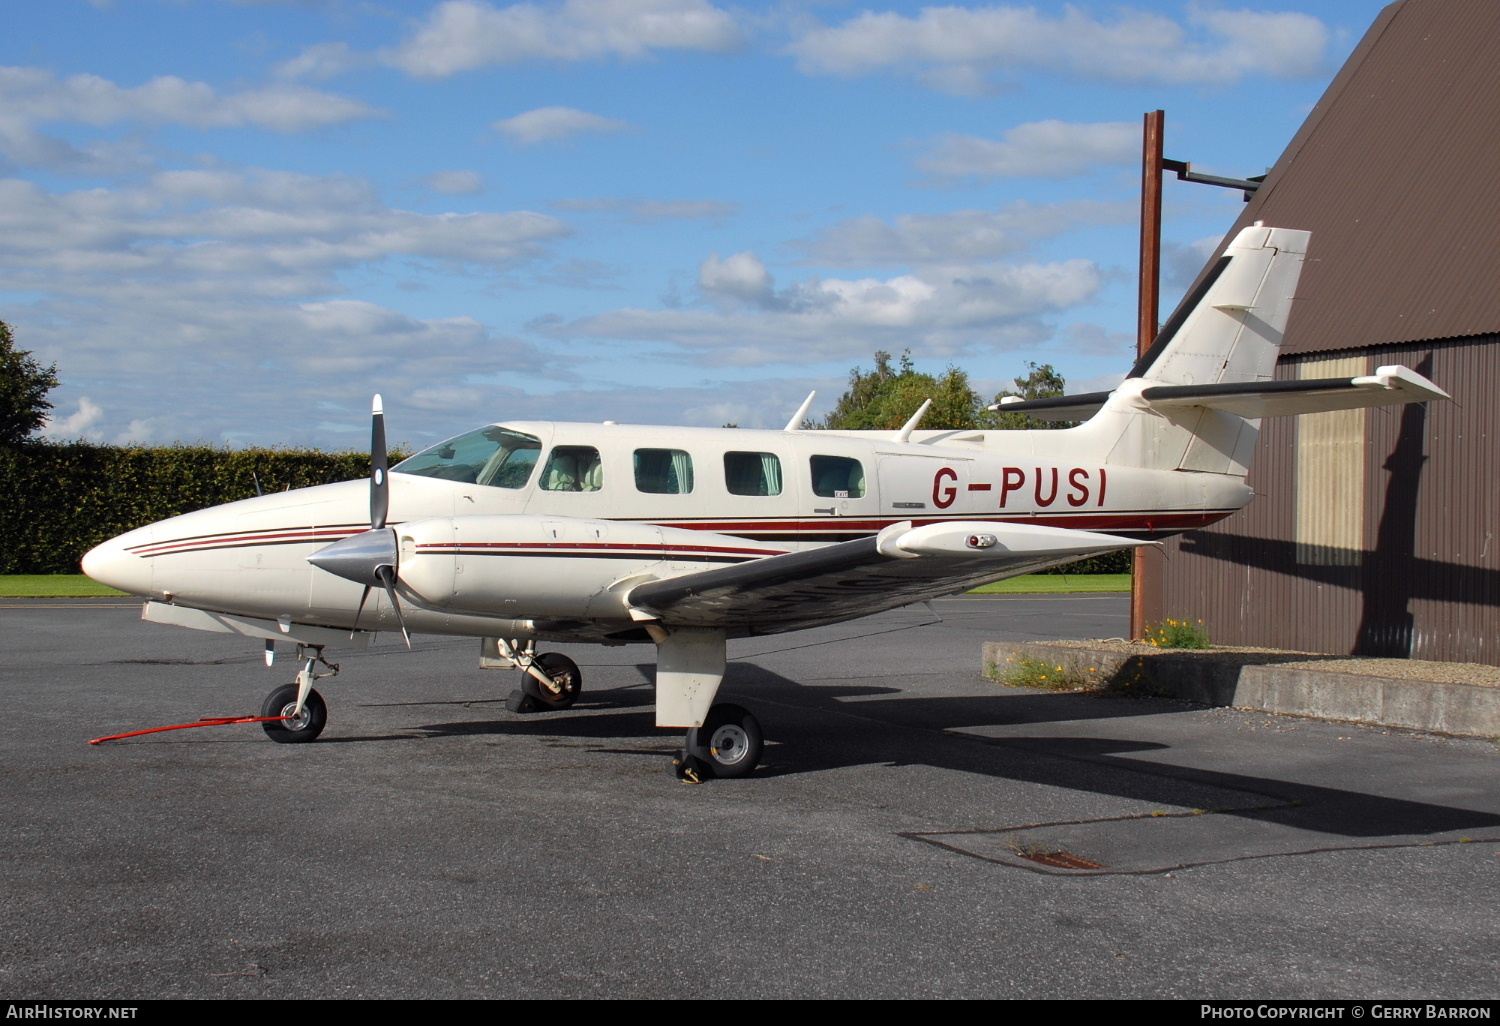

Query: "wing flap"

xmin=627 ymin=521 xmax=1145 ymax=634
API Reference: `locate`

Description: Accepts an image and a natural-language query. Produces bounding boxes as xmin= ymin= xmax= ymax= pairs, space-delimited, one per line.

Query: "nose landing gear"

xmin=261 ymin=645 xmax=338 ymax=744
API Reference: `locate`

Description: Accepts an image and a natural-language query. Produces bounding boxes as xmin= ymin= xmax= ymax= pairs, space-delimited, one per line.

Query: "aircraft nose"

xmin=82 ymin=530 xmax=153 ymax=596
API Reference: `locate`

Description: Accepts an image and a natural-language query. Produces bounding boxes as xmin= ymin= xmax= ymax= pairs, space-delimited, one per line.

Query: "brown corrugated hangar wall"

xmin=1148 ymin=0 xmax=1500 ymax=664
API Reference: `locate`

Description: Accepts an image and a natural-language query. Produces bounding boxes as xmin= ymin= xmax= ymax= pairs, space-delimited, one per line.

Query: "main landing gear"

xmin=671 ymin=703 xmax=764 ymax=782
xmin=489 ymin=639 xmax=583 ymax=713
xmin=261 ymin=645 xmax=339 ymax=744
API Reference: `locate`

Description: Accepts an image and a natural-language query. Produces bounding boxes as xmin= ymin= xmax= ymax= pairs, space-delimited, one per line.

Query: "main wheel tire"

xmin=521 ymin=652 xmax=581 ymax=710
xmin=684 ymin=703 xmax=762 ymax=779
xmin=261 ymin=683 xmax=327 ymax=744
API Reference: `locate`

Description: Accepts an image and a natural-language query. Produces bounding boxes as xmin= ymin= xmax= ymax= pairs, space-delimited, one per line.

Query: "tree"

xmin=821 ymin=350 xmax=986 ymax=431
xmin=983 ymin=361 xmax=1075 ymax=430
xmin=0 ymin=320 xmax=59 ymax=445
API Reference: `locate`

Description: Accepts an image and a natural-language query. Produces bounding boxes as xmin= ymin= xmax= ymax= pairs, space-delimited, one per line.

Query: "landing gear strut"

xmin=673 ymin=703 xmax=763 ymax=780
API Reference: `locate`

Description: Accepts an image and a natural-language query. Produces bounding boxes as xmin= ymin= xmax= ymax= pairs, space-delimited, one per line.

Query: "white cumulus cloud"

xmin=915 ymin=121 xmax=1139 ymax=183
xmin=425 ymin=170 xmax=486 ymax=195
xmin=0 ymin=65 xmax=380 ymax=172
xmin=552 ymin=197 xmax=737 ymax=222
xmin=42 ymin=396 xmax=104 ymax=439
xmin=494 ymin=106 xmax=631 ymax=145
xmin=0 ymin=169 xmax=574 ymax=446
xmin=388 ymin=0 xmax=744 ymax=77
xmin=539 ymin=255 xmax=1102 ymax=365
xmin=699 ymin=251 xmax=774 ymax=306
xmin=796 ymin=199 xmax=1134 ymax=266
xmin=787 ymin=3 xmax=1330 ymax=90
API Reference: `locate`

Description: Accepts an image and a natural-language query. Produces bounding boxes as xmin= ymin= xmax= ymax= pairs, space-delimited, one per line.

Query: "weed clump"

xmin=1142 ymin=617 xmax=1211 ymax=650
xmin=997 ymin=656 xmax=1091 ymax=692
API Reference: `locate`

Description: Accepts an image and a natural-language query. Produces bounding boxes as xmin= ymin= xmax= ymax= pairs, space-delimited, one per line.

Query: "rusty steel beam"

xmin=1132 ymin=110 xmax=1166 ymax=641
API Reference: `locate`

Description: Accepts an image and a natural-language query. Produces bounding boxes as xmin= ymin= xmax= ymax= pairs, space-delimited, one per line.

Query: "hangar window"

xmin=540 ymin=446 xmax=604 ymax=492
xmin=810 ymin=455 xmax=866 ymax=498
xmin=635 ymin=449 xmax=694 ymax=494
xmin=395 ymin=426 xmax=542 ymax=489
xmin=724 ymin=451 xmax=782 ymax=496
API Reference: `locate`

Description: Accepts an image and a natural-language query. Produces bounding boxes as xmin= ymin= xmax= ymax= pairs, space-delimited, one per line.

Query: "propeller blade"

xmin=375 ymin=564 xmax=411 ymax=649
xmin=371 ymin=393 xmax=389 ymax=531
xmin=349 ymin=584 xmax=373 ymax=637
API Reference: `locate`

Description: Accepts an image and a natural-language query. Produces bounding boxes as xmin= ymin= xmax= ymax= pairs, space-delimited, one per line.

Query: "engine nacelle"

xmin=394 ymin=514 xmax=784 ymax=620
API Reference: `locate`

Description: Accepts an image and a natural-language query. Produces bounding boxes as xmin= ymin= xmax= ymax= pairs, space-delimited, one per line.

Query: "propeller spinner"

xmin=306 ymin=394 xmax=410 ymax=646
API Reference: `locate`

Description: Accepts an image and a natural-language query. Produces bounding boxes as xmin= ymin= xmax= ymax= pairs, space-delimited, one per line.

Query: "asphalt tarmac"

xmin=2 ymin=595 xmax=1498 ymax=999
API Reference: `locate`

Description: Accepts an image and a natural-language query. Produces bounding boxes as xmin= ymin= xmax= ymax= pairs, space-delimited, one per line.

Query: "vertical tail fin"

xmin=1067 ymin=225 xmax=1310 ymax=477
xmin=1128 ymin=224 xmax=1309 ymax=388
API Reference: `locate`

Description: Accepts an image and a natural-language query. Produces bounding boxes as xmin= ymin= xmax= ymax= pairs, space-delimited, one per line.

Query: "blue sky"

xmin=4 ymin=0 xmax=1387 ymax=450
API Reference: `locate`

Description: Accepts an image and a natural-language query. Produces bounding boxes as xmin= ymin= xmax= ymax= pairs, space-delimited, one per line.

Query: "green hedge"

xmin=0 ymin=440 xmax=1136 ymax=576
xmin=0 ymin=441 xmax=381 ymax=574
xmin=1034 ymin=549 xmax=1132 ymax=575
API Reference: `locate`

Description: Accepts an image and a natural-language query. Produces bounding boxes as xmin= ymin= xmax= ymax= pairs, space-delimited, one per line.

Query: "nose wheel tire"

xmin=522 ymin=652 xmax=582 ymax=710
xmin=683 ymin=703 xmax=762 ymax=779
xmin=261 ymin=683 xmax=327 ymax=744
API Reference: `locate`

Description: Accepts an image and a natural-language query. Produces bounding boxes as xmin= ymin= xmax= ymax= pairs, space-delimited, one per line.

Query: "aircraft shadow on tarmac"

xmin=380 ymin=660 xmax=1500 ymax=844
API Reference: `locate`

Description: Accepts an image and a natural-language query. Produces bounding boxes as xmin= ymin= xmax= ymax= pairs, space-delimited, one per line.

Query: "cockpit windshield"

xmin=393 ymin=426 xmax=542 ymax=489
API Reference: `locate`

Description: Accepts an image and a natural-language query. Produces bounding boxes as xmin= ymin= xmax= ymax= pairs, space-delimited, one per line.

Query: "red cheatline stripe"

xmin=125 ymin=522 xmax=373 ymax=554
xmin=89 ymin=714 xmax=291 ymax=745
xmin=423 ymin=541 xmax=784 ymax=556
xmin=131 ymin=508 xmax=1238 ymax=557
xmin=658 ymin=510 xmax=1233 ymax=533
xmin=132 ymin=527 xmax=364 ymax=556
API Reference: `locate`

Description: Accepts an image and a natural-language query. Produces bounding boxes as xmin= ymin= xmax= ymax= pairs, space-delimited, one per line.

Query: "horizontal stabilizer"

xmin=992 ymin=365 xmax=1448 ymax=422
xmin=1140 ymin=364 xmax=1450 ymax=417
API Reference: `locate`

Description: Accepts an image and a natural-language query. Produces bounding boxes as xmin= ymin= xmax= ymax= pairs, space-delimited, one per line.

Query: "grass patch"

xmin=969 ymin=574 xmax=1130 ymax=594
xmin=0 ymin=575 xmax=127 ymax=598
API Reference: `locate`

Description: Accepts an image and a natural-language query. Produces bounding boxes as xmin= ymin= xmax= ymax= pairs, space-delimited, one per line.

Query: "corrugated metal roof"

xmin=1211 ymin=0 xmax=1500 ymax=356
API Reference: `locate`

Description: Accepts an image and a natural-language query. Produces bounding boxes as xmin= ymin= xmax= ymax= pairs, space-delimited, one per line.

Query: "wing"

xmin=626 ymin=520 xmax=1145 ymax=636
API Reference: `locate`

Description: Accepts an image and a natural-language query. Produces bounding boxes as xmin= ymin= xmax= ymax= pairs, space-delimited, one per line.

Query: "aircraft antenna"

xmin=896 ymin=398 xmax=932 ymax=443
xmin=783 ymin=391 xmax=816 ymax=432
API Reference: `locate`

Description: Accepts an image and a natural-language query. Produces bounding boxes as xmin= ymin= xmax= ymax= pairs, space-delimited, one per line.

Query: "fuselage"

xmin=82 ymin=419 xmax=1253 ymax=642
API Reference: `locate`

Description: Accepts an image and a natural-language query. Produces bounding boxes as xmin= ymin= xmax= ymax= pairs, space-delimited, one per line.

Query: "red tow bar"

xmin=89 ymin=714 xmax=291 ymax=745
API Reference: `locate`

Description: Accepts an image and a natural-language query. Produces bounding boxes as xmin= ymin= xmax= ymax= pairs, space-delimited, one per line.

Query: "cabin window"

xmin=395 ymin=426 xmax=542 ymax=489
xmin=540 ymin=445 xmax=604 ymax=492
xmin=724 ymin=451 xmax=782 ymax=496
xmin=634 ymin=448 xmax=694 ymax=494
xmin=810 ymin=455 xmax=866 ymax=498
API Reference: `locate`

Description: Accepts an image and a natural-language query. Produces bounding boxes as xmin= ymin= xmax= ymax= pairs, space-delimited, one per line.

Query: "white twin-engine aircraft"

xmin=83 ymin=225 xmax=1448 ymax=778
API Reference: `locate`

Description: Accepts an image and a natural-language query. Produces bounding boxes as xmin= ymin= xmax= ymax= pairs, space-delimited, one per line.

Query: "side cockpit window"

xmin=635 ymin=449 xmax=694 ymax=494
xmin=724 ymin=451 xmax=782 ymax=496
xmin=810 ymin=455 xmax=866 ymax=498
xmin=540 ymin=445 xmax=604 ymax=492
xmin=395 ymin=426 xmax=542 ymax=489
